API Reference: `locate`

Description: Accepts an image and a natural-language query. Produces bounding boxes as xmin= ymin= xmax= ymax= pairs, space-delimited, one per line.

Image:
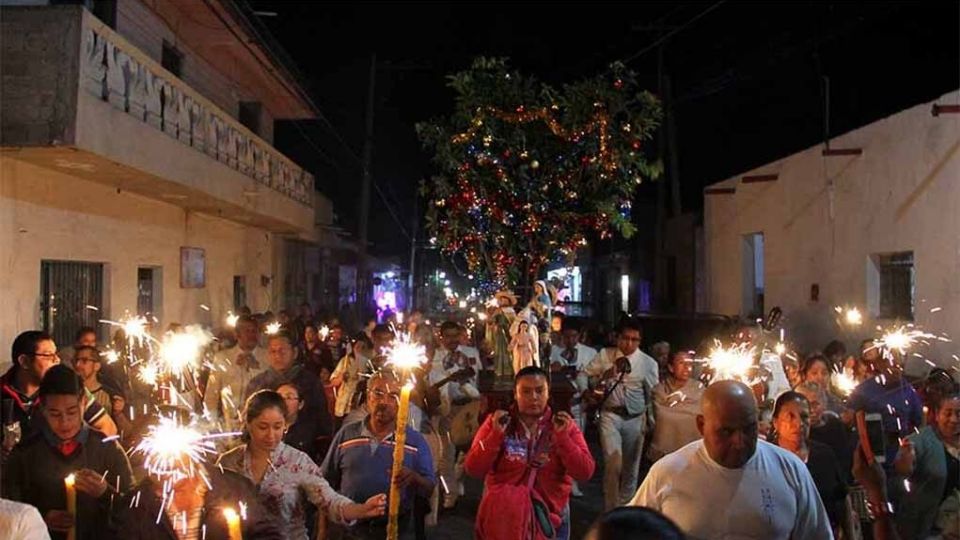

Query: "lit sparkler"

xmin=875 ymin=325 xmax=938 ymax=355
xmin=702 ymin=341 xmax=758 ymax=384
xmin=834 ymin=306 xmax=863 ymax=327
xmin=265 ymin=321 xmax=282 ymax=335
xmin=137 ymin=364 xmax=159 ymax=387
xmin=832 ymin=368 xmax=859 ymax=397
xmin=319 ymin=325 xmax=331 ymax=341
xmin=157 ymin=325 xmax=212 ymax=381
xmin=225 ymin=312 xmax=239 ymax=328
xmin=132 ymin=417 xmax=219 ymax=485
xmin=103 ymin=349 xmax=120 ymax=364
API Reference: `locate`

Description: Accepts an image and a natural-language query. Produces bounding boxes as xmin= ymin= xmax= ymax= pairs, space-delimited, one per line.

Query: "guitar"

xmin=422 ymin=367 xmax=477 ymax=416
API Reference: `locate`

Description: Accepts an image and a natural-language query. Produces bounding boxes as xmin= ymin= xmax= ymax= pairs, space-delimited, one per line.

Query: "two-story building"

xmin=0 ymin=0 xmax=327 ymax=351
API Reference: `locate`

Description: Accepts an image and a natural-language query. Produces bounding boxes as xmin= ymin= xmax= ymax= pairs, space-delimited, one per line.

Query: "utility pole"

xmin=357 ymin=53 xmax=376 ymax=318
xmin=408 ymin=192 xmax=419 ymax=311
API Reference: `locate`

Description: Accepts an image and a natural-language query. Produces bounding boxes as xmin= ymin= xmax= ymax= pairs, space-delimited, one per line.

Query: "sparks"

xmin=265 ymin=321 xmax=282 ymax=335
xmin=157 ymin=325 xmax=212 ymax=381
xmin=702 ymin=341 xmax=757 ymax=384
xmin=319 ymin=325 xmax=331 ymax=341
xmin=103 ymin=349 xmax=120 ymax=364
xmin=132 ymin=417 xmax=219 ymax=485
xmin=832 ymin=368 xmax=859 ymax=397
xmin=774 ymin=342 xmax=786 ymax=356
xmin=875 ymin=325 xmax=938 ymax=355
xmin=137 ymin=364 xmax=160 ymax=387
xmin=385 ymin=334 xmax=428 ymax=377
xmin=225 ymin=312 xmax=239 ymax=328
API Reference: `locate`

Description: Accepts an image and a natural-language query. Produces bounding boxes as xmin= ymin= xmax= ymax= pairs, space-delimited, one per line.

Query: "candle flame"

xmin=64 ymin=473 xmax=76 ymax=486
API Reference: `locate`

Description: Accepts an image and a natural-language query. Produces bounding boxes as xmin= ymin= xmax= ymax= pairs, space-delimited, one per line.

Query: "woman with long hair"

xmin=218 ymin=390 xmax=386 ymax=540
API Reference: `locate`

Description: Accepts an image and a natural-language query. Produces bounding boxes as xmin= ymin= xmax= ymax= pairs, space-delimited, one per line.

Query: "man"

xmin=583 ymin=319 xmax=659 ymax=510
xmin=649 ymin=341 xmax=670 ymax=377
xmin=2 ymin=331 xmax=116 ymax=455
xmin=846 ymin=347 xmax=923 ymax=464
xmin=548 ymin=318 xmax=596 ymax=496
xmin=57 ymin=327 xmax=97 ymax=373
xmin=630 ymin=380 xmax=833 ymax=539
xmin=3 ymin=365 xmax=133 ymax=540
xmin=70 ymin=346 xmax=115 ymax=411
xmin=429 ymin=321 xmax=481 ymax=509
xmin=322 ymin=371 xmax=435 ymax=539
xmin=326 ymin=324 xmax=348 ymax=363
xmin=465 ymin=366 xmax=595 ymax=540
xmin=0 ymin=497 xmax=51 ymax=540
xmin=245 ymin=331 xmax=333 ymax=437
xmin=647 ymin=351 xmax=704 ymax=463
xmin=203 ymin=315 xmax=267 ymax=433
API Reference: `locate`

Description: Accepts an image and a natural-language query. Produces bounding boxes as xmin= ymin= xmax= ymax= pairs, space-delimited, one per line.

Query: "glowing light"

xmin=845 ymin=308 xmax=863 ymax=326
xmin=876 ymin=325 xmax=937 ymax=355
xmin=703 ymin=341 xmax=757 ymax=384
xmin=774 ymin=342 xmax=786 ymax=356
xmin=157 ymin=326 xmax=212 ymax=381
xmin=319 ymin=325 xmax=331 ymax=341
xmin=833 ymin=368 xmax=858 ymax=397
xmin=103 ymin=349 xmax=120 ymax=364
xmin=265 ymin=321 xmax=282 ymax=335
xmin=478 ymin=312 xmax=488 ymax=321
xmin=458 ymin=300 xmax=468 ymax=309
xmin=132 ymin=417 xmax=219 ymax=484
xmin=396 ymin=312 xmax=404 ymax=325
xmin=137 ymin=364 xmax=159 ymax=387
xmin=225 ymin=312 xmax=239 ymax=328
xmin=385 ymin=334 xmax=428 ymax=377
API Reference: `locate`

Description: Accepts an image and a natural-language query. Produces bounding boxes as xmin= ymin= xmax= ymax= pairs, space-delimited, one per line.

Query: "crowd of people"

xmin=0 ymin=293 xmax=957 ymax=540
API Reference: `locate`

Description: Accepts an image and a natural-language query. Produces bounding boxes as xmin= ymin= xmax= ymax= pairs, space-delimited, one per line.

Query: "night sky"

xmin=259 ymin=1 xmax=959 ymax=259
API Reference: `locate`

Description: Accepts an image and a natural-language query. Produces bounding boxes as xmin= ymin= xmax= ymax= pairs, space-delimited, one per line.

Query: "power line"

xmin=622 ymin=1 xmax=727 ymax=65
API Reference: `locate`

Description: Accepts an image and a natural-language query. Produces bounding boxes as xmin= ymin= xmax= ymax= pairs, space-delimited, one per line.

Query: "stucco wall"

xmin=0 ymin=157 xmax=285 ymax=365
xmin=704 ymin=91 xmax=960 ymax=372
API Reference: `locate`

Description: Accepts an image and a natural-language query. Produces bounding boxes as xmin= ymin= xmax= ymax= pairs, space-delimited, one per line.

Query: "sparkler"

xmin=319 ymin=325 xmax=331 ymax=341
xmin=157 ymin=326 xmax=212 ymax=381
xmin=384 ymin=334 xmax=428 ymax=540
xmin=874 ymin=325 xmax=938 ymax=355
xmin=834 ymin=306 xmax=863 ymax=327
xmin=702 ymin=341 xmax=758 ymax=384
xmin=264 ymin=321 xmax=282 ymax=335
xmin=832 ymin=368 xmax=859 ymax=397
xmin=225 ymin=312 xmax=239 ymax=328
xmin=132 ymin=417 xmax=223 ymax=487
xmin=137 ymin=364 xmax=159 ymax=387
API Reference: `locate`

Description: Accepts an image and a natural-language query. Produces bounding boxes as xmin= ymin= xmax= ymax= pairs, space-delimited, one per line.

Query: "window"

xmin=40 ymin=261 xmax=105 ymax=347
xmin=161 ymin=41 xmax=183 ymax=77
xmin=233 ymin=276 xmax=247 ymax=311
xmin=742 ymin=233 xmax=764 ymax=319
xmin=869 ymin=252 xmax=914 ymax=320
xmin=137 ymin=267 xmax=163 ymax=322
xmin=238 ymin=101 xmax=262 ymax=136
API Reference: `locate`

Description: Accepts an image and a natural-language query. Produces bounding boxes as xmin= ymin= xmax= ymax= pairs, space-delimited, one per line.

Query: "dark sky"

xmin=259 ymin=1 xmax=959 ymax=260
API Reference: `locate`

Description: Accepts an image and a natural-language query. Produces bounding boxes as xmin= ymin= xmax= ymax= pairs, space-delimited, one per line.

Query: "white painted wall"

xmin=704 ymin=90 xmax=960 ymax=373
xmin=0 ymin=157 xmax=284 ymax=369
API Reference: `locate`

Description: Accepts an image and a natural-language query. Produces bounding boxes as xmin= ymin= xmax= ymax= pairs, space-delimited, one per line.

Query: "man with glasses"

xmin=2 ymin=331 xmax=116 ymax=459
xmin=322 ymin=371 xmax=435 ymax=539
xmin=584 ymin=318 xmax=660 ymax=510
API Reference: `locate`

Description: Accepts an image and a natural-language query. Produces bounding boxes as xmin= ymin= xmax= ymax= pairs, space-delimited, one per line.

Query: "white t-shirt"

xmin=630 ymin=439 xmax=833 ymax=540
xmin=0 ymin=498 xmax=50 ymax=540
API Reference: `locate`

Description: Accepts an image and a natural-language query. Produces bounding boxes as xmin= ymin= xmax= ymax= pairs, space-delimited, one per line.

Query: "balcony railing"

xmin=78 ymin=14 xmax=312 ymax=206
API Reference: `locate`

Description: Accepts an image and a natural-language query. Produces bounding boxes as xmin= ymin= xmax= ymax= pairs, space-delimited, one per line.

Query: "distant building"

xmin=703 ymin=90 xmax=960 ymax=373
xmin=0 ymin=1 xmax=336 ymax=354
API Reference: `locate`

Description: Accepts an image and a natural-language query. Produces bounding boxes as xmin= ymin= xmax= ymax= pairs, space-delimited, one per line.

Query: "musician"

xmin=428 ymin=321 xmax=480 ymax=509
xmin=548 ymin=318 xmax=596 ymax=497
xmin=583 ymin=318 xmax=659 ymax=511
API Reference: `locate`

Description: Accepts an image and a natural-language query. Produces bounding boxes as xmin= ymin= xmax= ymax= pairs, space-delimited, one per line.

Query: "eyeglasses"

xmin=32 ymin=352 xmax=60 ymax=361
xmin=368 ymin=388 xmax=400 ymax=401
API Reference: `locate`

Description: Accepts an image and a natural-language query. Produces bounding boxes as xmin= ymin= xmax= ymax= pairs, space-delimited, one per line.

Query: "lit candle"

xmin=386 ymin=383 xmax=413 ymax=540
xmin=223 ymin=508 xmax=242 ymax=540
xmin=64 ymin=473 xmax=76 ymax=540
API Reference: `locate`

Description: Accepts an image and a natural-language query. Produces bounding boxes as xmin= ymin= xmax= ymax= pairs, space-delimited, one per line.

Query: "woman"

xmin=769 ymin=391 xmax=849 ymax=536
xmin=277 ymin=382 xmax=317 ymax=460
xmin=302 ymin=323 xmax=334 ymax=380
xmin=794 ymin=381 xmax=854 ymax=483
xmin=218 ymin=390 xmax=386 ymax=540
xmin=894 ymin=392 xmax=960 ymax=539
xmin=800 ymin=353 xmax=844 ymax=413
xmin=647 ymin=352 xmax=703 ymax=462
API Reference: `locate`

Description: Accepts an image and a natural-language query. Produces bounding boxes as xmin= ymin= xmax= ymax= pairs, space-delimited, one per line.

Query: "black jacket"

xmin=2 ymin=428 xmax=134 ymax=540
xmin=116 ymin=465 xmax=283 ymax=540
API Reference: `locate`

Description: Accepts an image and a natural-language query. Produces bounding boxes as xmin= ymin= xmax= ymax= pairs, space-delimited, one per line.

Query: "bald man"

xmin=629 ymin=380 xmax=833 ymax=540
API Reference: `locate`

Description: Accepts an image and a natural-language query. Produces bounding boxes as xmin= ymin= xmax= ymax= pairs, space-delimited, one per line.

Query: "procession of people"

xmin=0 ymin=290 xmax=958 ymax=540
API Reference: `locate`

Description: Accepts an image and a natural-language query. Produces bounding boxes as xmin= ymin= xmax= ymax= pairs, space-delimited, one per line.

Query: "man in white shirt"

xmin=630 ymin=380 xmax=833 ymax=540
xmin=429 ymin=321 xmax=481 ymax=509
xmin=549 ymin=318 xmax=596 ymax=497
xmin=0 ymin=498 xmax=49 ymax=540
xmin=584 ymin=318 xmax=659 ymax=510
xmin=203 ymin=316 xmax=267 ymax=433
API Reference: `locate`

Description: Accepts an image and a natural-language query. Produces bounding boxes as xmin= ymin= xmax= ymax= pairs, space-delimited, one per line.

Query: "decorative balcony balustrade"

xmin=79 ymin=20 xmax=312 ymax=206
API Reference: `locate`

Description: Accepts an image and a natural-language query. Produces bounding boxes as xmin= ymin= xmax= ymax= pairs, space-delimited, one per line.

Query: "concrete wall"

xmin=0 ymin=157 xmax=285 ymax=364
xmin=704 ymin=90 xmax=960 ymax=372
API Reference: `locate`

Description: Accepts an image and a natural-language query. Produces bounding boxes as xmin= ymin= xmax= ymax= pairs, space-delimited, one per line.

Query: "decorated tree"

xmin=417 ymin=58 xmax=662 ymax=292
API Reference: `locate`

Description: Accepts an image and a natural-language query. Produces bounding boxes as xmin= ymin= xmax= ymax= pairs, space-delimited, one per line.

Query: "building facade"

xmin=1 ymin=1 xmax=322 ymax=353
xmin=703 ymin=90 xmax=960 ymax=373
